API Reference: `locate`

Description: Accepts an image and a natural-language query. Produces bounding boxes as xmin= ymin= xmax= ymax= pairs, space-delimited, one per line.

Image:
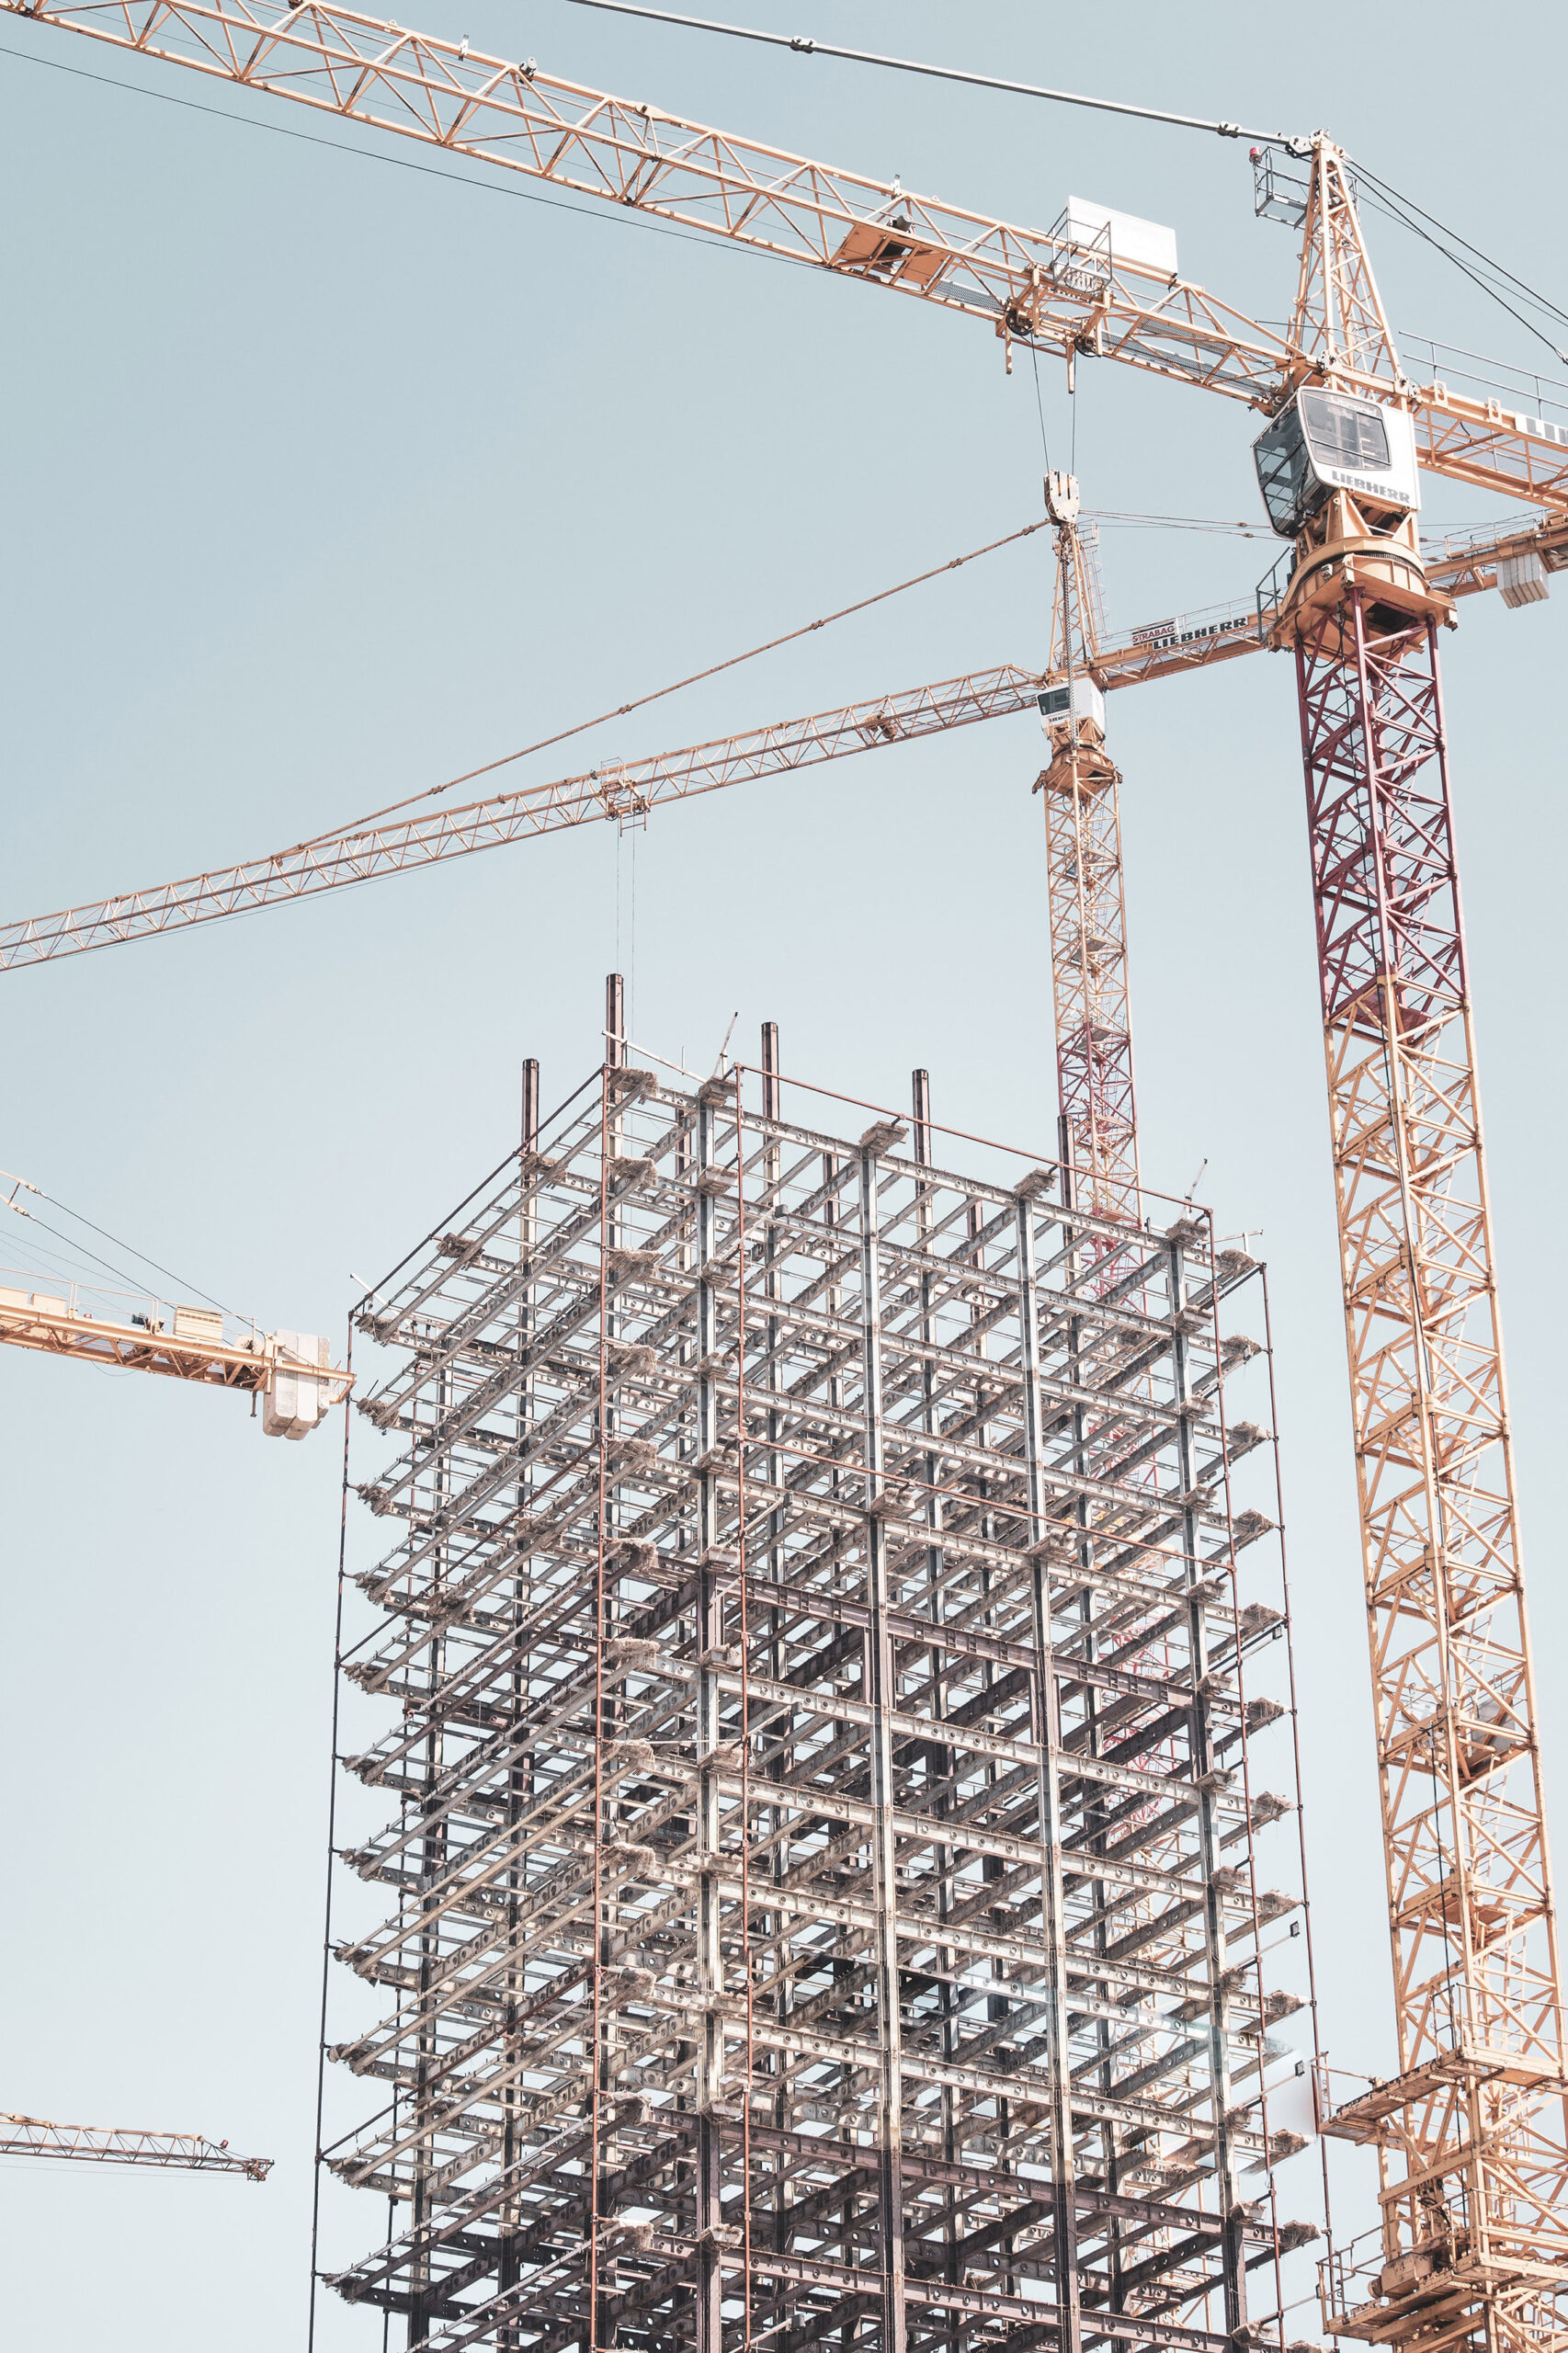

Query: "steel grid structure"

xmin=319 ymin=1035 xmax=1320 ymax=2352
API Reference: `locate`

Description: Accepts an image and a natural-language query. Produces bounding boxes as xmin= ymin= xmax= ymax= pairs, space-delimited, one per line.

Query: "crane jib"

xmin=2 ymin=0 xmax=1563 ymax=511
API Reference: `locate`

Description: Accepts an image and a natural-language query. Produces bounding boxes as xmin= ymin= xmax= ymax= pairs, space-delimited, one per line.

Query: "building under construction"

xmin=318 ymin=1017 xmax=1318 ymax=2350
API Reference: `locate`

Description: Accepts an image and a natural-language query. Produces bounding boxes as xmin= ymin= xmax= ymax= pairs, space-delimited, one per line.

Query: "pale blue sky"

xmin=2 ymin=2 xmax=1565 ymax=2342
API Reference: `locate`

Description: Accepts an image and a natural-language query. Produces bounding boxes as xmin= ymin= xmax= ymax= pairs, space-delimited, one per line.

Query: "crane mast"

xmin=1037 ymin=482 xmax=1141 ymax=1226
xmin=1273 ymin=142 xmax=1566 ymax=2353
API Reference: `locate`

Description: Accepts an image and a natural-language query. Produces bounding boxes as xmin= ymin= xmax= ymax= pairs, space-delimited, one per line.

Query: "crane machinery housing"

xmin=2 ymin=9 xmax=1563 ymax=2353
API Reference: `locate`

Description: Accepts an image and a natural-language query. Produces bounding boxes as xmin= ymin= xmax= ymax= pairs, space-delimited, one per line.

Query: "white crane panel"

xmin=1063 ymin=197 xmax=1177 ymax=278
xmin=263 ymin=1333 xmax=331 ymax=1439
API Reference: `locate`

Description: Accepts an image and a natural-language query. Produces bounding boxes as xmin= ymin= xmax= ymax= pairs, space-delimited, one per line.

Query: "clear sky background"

xmin=1 ymin=0 xmax=1565 ymax=2341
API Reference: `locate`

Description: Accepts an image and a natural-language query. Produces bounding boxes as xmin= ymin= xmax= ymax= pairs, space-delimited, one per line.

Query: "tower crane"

xmin=3 ymin=8 xmax=1563 ymax=2349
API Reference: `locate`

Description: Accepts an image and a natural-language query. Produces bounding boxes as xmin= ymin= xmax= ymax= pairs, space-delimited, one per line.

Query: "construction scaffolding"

xmin=318 ymin=1023 xmax=1323 ymax=2351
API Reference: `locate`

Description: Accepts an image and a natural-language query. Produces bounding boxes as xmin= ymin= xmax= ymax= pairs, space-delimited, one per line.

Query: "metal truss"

xmin=0 ymin=665 xmax=1041 ymax=972
xmin=319 ymin=1044 xmax=1321 ymax=2351
xmin=0 ymin=515 xmax=1557 ymax=983
xmin=1287 ymin=144 xmax=1401 ymax=389
xmin=1040 ymin=518 xmax=1139 ymax=1227
xmin=0 ymin=1277 xmax=350 ymax=1412
xmin=1293 ymin=596 xmax=1568 ymax=2348
xmin=6 ymin=3 xmax=1566 ymax=507
xmin=0 ymin=2112 xmax=271 ymax=2177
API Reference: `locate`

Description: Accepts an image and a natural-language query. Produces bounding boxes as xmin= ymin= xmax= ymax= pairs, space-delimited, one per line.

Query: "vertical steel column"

xmin=759 ymin=1024 xmax=788 ymax=2201
xmin=591 ymin=1060 xmax=612 ymax=2353
xmin=911 ymin=1071 xmax=959 ymax=2340
xmin=693 ymin=1081 xmax=725 ymax=2353
xmin=521 ymin=1058 xmax=540 ymax=1162
xmin=910 ymin=1068 xmax=931 ymax=1170
xmin=858 ymin=1135 xmax=907 ymax=2353
xmin=1014 ymin=1183 xmax=1082 ymax=2353
xmin=408 ymin=1356 xmax=452 ymax=2349
xmin=909 ymin=1069 xmax=960 ymax=2338
xmin=599 ymin=993 xmax=626 ymax=2336
xmin=1057 ymin=1115 xmax=1126 ymax=2290
xmin=760 ymin=1024 xmax=779 ymax=1121
xmin=499 ymin=1056 xmax=541 ymax=2345
xmin=1297 ymin=596 xmax=1567 ymax=2316
xmin=1168 ymin=1228 xmax=1247 ymax=2331
xmin=606 ymin=974 xmax=626 ymax=1070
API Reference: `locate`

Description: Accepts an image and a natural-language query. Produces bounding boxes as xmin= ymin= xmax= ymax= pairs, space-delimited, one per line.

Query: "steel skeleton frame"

xmin=320 ymin=1052 xmax=1317 ymax=2353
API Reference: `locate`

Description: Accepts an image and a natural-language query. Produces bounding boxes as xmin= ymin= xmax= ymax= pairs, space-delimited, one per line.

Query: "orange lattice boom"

xmin=4 ymin=0 xmax=1568 ymax=514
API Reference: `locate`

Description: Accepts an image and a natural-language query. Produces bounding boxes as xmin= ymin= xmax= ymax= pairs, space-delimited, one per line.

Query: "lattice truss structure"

xmin=319 ymin=1055 xmax=1322 ymax=2352
xmin=1040 ymin=517 xmax=1139 ymax=1231
xmin=1297 ymin=597 xmax=1568 ymax=2340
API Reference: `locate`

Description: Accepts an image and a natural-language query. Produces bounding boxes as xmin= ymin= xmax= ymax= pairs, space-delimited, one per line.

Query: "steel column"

xmin=858 ymin=1136 xmax=908 ymax=2353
